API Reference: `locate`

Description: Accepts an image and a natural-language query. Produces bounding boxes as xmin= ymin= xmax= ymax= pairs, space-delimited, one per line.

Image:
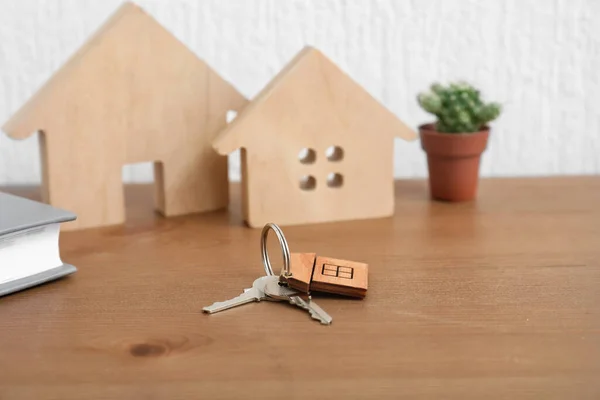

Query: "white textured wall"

xmin=1 ymin=0 xmax=599 ymax=185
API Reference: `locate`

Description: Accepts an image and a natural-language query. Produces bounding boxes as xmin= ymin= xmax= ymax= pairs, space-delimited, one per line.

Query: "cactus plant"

xmin=417 ymin=82 xmax=501 ymax=133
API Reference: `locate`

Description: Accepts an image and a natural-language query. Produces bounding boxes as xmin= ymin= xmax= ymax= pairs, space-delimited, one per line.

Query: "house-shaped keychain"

xmin=2 ymin=2 xmax=247 ymax=231
xmin=213 ymin=46 xmax=417 ymax=228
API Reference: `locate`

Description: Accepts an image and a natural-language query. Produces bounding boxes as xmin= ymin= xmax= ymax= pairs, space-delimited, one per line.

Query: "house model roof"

xmin=0 ymin=1 xmax=248 ymax=231
xmin=213 ymin=46 xmax=417 ymax=154
xmin=2 ymin=1 xmax=243 ymax=141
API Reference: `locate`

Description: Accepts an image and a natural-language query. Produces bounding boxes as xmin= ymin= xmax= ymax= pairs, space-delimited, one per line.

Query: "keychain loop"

xmin=261 ymin=223 xmax=291 ymax=278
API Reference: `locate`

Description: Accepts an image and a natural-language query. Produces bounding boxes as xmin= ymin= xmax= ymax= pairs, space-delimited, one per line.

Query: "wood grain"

xmin=2 ymin=2 xmax=247 ymax=231
xmin=283 ymin=252 xmax=316 ymax=293
xmin=1 ymin=177 xmax=599 ymax=400
xmin=312 ymin=255 xmax=368 ymax=298
xmin=212 ymin=46 xmax=417 ymax=228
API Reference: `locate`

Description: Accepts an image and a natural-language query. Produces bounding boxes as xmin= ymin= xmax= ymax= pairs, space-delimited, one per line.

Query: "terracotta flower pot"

xmin=419 ymin=123 xmax=489 ymax=202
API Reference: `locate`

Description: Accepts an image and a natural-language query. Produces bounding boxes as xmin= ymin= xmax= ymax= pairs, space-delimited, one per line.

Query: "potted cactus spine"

xmin=417 ymin=82 xmax=501 ymax=201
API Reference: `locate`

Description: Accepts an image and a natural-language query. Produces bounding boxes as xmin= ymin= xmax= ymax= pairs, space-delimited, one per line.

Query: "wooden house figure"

xmin=213 ymin=47 xmax=417 ymax=228
xmin=2 ymin=2 xmax=247 ymax=231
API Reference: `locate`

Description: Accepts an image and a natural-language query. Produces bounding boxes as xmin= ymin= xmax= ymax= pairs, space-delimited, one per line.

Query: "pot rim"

xmin=419 ymin=123 xmax=490 ymax=136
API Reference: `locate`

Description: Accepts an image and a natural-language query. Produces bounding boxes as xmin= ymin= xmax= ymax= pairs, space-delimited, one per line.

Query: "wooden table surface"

xmin=1 ymin=177 xmax=599 ymax=399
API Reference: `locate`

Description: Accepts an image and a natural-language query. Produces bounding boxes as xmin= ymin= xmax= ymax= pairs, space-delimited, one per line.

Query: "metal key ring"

xmin=261 ymin=223 xmax=291 ymax=277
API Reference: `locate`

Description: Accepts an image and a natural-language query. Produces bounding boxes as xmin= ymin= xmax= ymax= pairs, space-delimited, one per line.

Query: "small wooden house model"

xmin=213 ymin=46 xmax=417 ymax=228
xmin=2 ymin=2 xmax=247 ymax=231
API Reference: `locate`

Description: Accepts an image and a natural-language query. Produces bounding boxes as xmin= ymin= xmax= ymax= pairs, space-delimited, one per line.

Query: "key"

xmin=289 ymin=296 xmax=333 ymax=326
xmin=281 ymin=253 xmax=368 ymax=298
xmin=264 ymin=279 xmax=333 ymax=325
xmin=244 ymin=286 xmax=279 ymax=301
xmin=203 ymin=275 xmax=277 ymax=314
xmin=264 ymin=278 xmax=301 ymax=300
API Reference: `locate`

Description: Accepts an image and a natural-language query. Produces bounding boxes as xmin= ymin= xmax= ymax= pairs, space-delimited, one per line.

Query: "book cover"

xmin=0 ymin=192 xmax=77 ymax=296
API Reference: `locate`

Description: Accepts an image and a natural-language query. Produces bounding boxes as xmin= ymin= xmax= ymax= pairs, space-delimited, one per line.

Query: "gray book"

xmin=0 ymin=191 xmax=77 ymax=297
